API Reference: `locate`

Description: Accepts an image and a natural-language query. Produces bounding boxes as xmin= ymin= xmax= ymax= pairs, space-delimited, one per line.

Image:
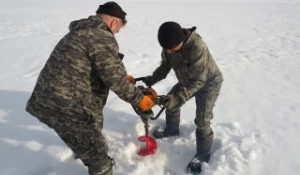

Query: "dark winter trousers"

xmin=166 ymin=80 xmax=222 ymax=140
xmin=36 ymin=106 xmax=108 ymax=169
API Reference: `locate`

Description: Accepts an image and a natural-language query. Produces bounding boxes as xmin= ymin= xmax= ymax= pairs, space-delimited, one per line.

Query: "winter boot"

xmin=187 ymin=131 xmax=214 ymax=174
xmin=88 ymin=156 xmax=115 ymax=175
xmin=153 ymin=111 xmax=180 ymax=139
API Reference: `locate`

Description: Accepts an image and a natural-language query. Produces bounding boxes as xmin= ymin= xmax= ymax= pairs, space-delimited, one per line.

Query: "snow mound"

xmin=105 ymin=121 xmax=271 ymax=175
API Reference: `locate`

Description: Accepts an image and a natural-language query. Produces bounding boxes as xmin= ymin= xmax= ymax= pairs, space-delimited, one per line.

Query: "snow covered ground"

xmin=1 ymin=0 xmax=300 ymax=175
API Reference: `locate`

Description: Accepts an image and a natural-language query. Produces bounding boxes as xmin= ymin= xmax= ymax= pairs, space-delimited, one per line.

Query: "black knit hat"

xmin=96 ymin=1 xmax=127 ymax=20
xmin=158 ymin=21 xmax=185 ymax=49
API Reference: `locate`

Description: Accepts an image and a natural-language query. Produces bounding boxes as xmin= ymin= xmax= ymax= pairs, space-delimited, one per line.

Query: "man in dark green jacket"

xmin=25 ymin=2 xmax=154 ymax=175
xmin=143 ymin=22 xmax=223 ymax=174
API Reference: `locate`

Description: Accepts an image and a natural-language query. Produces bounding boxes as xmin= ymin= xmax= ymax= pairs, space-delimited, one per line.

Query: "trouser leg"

xmin=165 ymin=83 xmax=182 ymax=132
xmin=153 ymin=83 xmax=182 ymax=139
xmin=53 ymin=120 xmax=108 ymax=167
xmin=165 ymin=108 xmax=180 ymax=132
xmin=194 ymin=81 xmax=222 ymax=140
xmin=43 ymin=109 xmax=110 ymax=175
xmin=187 ymin=81 xmax=222 ymax=174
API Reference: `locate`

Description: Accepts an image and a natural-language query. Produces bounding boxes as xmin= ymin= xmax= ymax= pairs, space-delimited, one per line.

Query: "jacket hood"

xmin=181 ymin=27 xmax=200 ymax=50
xmin=68 ymin=15 xmax=111 ymax=32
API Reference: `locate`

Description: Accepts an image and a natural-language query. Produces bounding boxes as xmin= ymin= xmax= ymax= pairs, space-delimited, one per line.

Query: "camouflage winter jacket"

xmin=151 ymin=27 xmax=223 ymax=108
xmin=26 ymin=16 xmax=143 ymax=119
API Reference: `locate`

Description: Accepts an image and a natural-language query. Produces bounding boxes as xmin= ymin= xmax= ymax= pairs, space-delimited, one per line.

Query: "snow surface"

xmin=1 ymin=0 xmax=300 ymax=175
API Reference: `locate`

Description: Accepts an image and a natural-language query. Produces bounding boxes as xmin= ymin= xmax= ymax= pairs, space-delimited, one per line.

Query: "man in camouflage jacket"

xmin=143 ymin=22 xmax=223 ymax=174
xmin=25 ymin=2 xmax=154 ymax=175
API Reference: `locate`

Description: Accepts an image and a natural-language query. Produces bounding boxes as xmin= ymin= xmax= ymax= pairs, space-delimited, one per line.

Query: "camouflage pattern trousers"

xmin=167 ymin=80 xmax=222 ymax=139
xmin=37 ymin=107 xmax=108 ymax=168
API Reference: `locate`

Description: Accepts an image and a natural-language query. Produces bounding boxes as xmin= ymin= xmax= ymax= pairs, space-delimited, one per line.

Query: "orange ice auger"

xmin=132 ymin=77 xmax=165 ymax=156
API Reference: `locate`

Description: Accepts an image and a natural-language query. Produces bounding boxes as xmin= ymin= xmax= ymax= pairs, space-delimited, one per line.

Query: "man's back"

xmin=26 ymin=16 xmax=118 ymax=117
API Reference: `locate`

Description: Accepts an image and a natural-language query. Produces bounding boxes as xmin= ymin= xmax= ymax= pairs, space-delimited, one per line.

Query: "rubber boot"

xmin=153 ymin=111 xmax=180 ymax=139
xmin=187 ymin=131 xmax=214 ymax=174
xmin=88 ymin=156 xmax=115 ymax=175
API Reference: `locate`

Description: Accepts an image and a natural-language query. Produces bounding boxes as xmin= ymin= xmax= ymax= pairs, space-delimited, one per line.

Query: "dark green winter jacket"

xmin=150 ymin=27 xmax=223 ymax=108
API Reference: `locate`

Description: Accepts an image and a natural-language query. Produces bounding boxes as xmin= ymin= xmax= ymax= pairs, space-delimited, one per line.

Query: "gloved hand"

xmin=142 ymin=75 xmax=156 ymax=87
xmin=137 ymin=95 xmax=155 ymax=111
xmin=154 ymin=95 xmax=173 ymax=109
xmin=127 ymin=75 xmax=136 ymax=85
